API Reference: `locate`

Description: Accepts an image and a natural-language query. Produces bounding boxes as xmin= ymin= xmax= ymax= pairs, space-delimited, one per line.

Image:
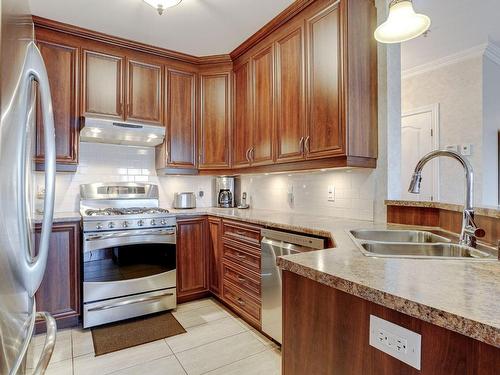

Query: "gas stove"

xmin=85 ymin=207 xmax=170 ymax=216
xmin=80 ymin=183 xmax=175 ymax=232
xmin=80 ymin=182 xmax=177 ymax=328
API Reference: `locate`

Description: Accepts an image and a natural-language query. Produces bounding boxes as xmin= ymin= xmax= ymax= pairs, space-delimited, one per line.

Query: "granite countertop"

xmin=386 ymin=199 xmax=500 ymax=219
xmin=173 ymin=207 xmax=499 ymax=348
xmin=33 ymin=206 xmax=500 ymax=347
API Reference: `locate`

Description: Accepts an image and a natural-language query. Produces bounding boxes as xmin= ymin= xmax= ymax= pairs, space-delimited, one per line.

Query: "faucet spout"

xmin=407 ymin=150 xmax=483 ymax=247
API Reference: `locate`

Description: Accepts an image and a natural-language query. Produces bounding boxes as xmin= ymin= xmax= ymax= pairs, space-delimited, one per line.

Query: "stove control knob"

xmin=122 ymin=221 xmax=129 ymax=228
xmin=108 ymin=222 xmax=115 ymax=229
xmin=160 ymin=219 xmax=167 ymax=225
xmin=137 ymin=219 xmax=144 ymax=227
xmin=150 ymin=219 xmax=156 ymax=226
xmin=95 ymin=223 xmax=103 ymax=230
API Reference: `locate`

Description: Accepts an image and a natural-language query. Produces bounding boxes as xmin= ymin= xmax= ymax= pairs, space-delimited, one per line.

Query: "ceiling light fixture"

xmin=142 ymin=0 xmax=182 ymax=15
xmin=374 ymin=0 xmax=430 ymax=44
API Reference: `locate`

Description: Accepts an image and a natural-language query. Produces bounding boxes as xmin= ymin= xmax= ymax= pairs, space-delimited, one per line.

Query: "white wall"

xmin=401 ymin=56 xmax=484 ymax=205
xmin=482 ymin=55 xmax=500 ymax=205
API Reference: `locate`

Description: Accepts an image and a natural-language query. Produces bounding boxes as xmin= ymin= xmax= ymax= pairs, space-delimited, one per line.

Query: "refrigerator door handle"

xmin=21 ymin=42 xmax=56 ymax=296
xmin=32 ymin=312 xmax=57 ymax=375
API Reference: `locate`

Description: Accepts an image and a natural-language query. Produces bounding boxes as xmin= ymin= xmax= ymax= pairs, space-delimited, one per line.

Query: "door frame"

xmin=401 ymin=103 xmax=440 ymax=201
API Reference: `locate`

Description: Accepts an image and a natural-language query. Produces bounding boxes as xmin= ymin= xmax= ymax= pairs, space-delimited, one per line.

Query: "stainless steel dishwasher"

xmin=261 ymin=228 xmax=325 ymax=344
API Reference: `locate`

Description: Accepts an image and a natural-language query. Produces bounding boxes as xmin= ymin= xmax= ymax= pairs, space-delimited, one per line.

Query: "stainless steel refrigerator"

xmin=0 ymin=0 xmax=57 ymax=373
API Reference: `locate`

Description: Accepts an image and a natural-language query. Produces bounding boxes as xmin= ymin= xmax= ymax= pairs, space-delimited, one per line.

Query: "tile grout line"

xmin=173 ymin=311 xmax=231 ymax=330
xmin=165 ymin=340 xmax=189 ymax=375
xmin=197 ymin=343 xmax=271 ymax=375
xmin=169 ymin=321 xmax=251 ymax=356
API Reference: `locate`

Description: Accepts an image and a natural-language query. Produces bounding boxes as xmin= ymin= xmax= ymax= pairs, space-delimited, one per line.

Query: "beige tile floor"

xmin=28 ymin=298 xmax=281 ymax=375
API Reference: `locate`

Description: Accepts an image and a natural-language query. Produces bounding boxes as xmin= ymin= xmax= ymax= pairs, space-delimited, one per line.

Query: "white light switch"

xmin=369 ymin=315 xmax=421 ymax=370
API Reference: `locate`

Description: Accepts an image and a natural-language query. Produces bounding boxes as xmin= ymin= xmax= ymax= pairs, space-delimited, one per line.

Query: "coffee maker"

xmin=214 ymin=177 xmax=239 ymax=208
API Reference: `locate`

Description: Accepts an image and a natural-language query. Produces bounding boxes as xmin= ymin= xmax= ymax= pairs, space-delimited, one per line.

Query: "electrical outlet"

xmin=369 ymin=315 xmax=421 ymax=370
xmin=328 ymin=185 xmax=335 ymax=202
xmin=460 ymin=144 xmax=472 ymax=156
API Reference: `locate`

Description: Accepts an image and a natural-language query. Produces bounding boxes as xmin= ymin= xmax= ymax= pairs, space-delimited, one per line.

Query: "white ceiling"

xmin=28 ymin=0 xmax=294 ymax=56
xmin=401 ymin=0 xmax=500 ymax=71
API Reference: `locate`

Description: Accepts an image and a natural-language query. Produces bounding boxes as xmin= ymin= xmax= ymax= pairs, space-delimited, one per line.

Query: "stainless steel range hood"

xmin=80 ymin=117 xmax=165 ymax=147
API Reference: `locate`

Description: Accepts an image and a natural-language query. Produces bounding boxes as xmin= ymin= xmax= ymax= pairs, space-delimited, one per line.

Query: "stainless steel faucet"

xmin=408 ymin=150 xmax=485 ymax=248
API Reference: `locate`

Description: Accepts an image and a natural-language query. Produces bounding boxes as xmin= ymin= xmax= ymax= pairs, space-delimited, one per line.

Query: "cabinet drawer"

xmin=223 ymin=280 xmax=261 ymax=325
xmin=222 ymin=220 xmax=261 ymax=247
xmin=222 ymin=240 xmax=260 ymax=273
xmin=222 ymin=261 xmax=260 ymax=299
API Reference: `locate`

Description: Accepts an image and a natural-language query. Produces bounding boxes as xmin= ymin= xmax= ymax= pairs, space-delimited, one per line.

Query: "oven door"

xmin=83 ymin=227 xmax=177 ymax=304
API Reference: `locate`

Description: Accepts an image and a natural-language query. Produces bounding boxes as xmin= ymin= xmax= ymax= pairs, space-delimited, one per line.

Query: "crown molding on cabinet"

xmin=33 ymin=0 xmax=318 ymax=67
xmin=32 ymin=15 xmax=232 ymax=65
xmin=229 ymin=0 xmax=316 ymax=60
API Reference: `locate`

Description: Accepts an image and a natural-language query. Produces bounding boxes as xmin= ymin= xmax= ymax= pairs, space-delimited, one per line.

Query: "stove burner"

xmin=85 ymin=207 xmax=170 ymax=216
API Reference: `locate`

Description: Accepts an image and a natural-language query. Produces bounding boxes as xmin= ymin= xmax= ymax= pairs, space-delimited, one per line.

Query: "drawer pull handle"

xmin=234 ymin=230 xmax=247 ymax=236
xmin=236 ymin=253 xmax=247 ymax=260
xmin=236 ymin=298 xmax=245 ymax=306
xmin=237 ymin=275 xmax=246 ymax=283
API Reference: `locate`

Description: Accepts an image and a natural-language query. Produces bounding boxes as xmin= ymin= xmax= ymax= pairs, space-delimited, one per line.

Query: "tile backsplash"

xmin=39 ymin=142 xmax=375 ymax=221
xmin=239 ymin=170 xmax=375 ymax=221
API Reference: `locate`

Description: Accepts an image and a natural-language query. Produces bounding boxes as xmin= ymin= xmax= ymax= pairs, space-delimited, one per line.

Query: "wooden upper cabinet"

xmin=35 ymin=40 xmax=79 ymax=170
xmin=163 ymin=68 xmax=196 ymax=169
xmin=126 ymin=59 xmax=163 ymax=125
xmin=232 ymin=61 xmax=253 ymax=168
xmin=82 ymin=50 xmax=124 ymax=119
xmin=251 ymin=45 xmax=275 ymax=166
xmin=176 ymin=217 xmax=208 ymax=299
xmin=305 ymin=2 xmax=343 ymax=159
xmin=199 ymin=72 xmax=231 ymax=169
xmin=275 ymin=26 xmax=305 ymax=164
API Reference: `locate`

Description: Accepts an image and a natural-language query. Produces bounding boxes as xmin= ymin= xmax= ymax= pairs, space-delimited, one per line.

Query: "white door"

xmin=401 ymin=105 xmax=440 ymax=201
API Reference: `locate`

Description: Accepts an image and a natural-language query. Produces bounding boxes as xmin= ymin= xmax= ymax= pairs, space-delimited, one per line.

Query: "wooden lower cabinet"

xmin=220 ymin=219 xmax=262 ymax=329
xmin=35 ymin=221 xmax=81 ymax=331
xmin=207 ymin=217 xmax=223 ymax=297
xmin=282 ymin=271 xmax=500 ymax=375
xmin=176 ymin=217 xmax=209 ymax=302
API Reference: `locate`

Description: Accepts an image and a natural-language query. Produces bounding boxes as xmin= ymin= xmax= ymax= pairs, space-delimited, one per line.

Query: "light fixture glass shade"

xmin=374 ymin=0 xmax=430 ymax=44
xmin=142 ymin=0 xmax=182 ymax=15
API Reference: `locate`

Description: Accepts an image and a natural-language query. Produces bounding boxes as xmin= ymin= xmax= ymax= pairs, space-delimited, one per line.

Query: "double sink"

xmin=349 ymin=229 xmax=497 ymax=261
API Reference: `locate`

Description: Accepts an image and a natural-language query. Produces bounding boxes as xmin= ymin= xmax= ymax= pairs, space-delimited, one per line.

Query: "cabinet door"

xmin=305 ymin=2 xmax=343 ymax=159
xmin=35 ymin=40 xmax=79 ymax=170
xmin=276 ymin=26 xmax=306 ymax=163
xmin=176 ymin=218 xmax=208 ymax=298
xmin=165 ymin=68 xmax=196 ymax=168
xmin=207 ymin=217 xmax=222 ymax=297
xmin=82 ymin=49 xmax=124 ymax=119
xmin=35 ymin=222 xmax=80 ymax=328
xmin=199 ymin=73 xmax=231 ymax=169
xmin=232 ymin=61 xmax=253 ymax=168
xmin=251 ymin=46 xmax=275 ymax=166
xmin=127 ymin=59 xmax=163 ymax=125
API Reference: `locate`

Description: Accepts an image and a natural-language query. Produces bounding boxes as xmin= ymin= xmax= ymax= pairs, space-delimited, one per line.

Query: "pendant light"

xmin=375 ymin=0 xmax=431 ymax=44
xmin=142 ymin=0 xmax=182 ymax=15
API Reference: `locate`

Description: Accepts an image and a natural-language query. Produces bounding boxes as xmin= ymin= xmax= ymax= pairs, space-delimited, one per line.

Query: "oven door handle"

xmin=85 ymin=229 xmax=176 ymax=241
xmin=87 ymin=292 xmax=174 ymax=312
